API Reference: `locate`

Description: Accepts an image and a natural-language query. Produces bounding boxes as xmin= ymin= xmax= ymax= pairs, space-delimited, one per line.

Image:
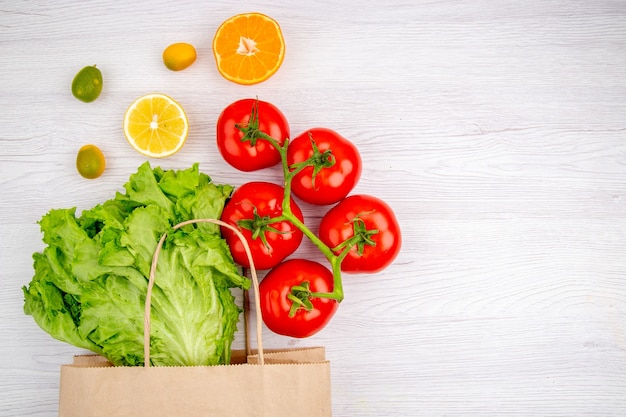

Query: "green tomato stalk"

xmin=276 ymin=137 xmax=347 ymax=304
xmin=236 ymin=105 xmax=379 ymax=312
xmin=243 ymin=129 xmax=352 ymax=305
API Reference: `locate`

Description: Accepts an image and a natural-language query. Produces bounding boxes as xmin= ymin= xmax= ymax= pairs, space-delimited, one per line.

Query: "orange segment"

xmin=123 ymin=93 xmax=188 ymax=158
xmin=212 ymin=12 xmax=285 ymax=85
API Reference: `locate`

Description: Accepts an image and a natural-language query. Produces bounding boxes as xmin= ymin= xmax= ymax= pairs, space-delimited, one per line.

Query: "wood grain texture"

xmin=1 ymin=0 xmax=625 ymax=416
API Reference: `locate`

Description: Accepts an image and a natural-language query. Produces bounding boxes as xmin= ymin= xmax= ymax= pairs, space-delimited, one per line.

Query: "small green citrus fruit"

xmin=76 ymin=144 xmax=106 ymax=179
xmin=72 ymin=65 xmax=103 ymax=103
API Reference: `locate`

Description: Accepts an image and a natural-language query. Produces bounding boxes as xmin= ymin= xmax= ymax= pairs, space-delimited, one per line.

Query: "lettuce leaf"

xmin=23 ymin=162 xmax=248 ymax=366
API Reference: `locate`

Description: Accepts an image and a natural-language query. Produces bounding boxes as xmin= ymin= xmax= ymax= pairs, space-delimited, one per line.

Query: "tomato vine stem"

xmin=250 ymin=130 xmax=345 ymax=303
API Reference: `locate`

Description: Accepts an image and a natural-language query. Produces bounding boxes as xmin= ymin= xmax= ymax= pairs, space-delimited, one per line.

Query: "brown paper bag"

xmin=57 ymin=219 xmax=332 ymax=417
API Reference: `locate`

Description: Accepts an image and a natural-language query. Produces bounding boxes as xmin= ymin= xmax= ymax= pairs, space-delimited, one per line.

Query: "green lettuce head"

xmin=23 ymin=162 xmax=249 ymax=366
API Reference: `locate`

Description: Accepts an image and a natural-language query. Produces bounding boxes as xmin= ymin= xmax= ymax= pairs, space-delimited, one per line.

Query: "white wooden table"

xmin=1 ymin=1 xmax=625 ymax=416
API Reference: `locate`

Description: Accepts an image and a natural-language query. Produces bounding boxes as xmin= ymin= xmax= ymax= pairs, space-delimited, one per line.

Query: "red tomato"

xmin=216 ymin=98 xmax=289 ymax=172
xmin=319 ymin=194 xmax=401 ymax=273
xmin=259 ymin=259 xmax=338 ymax=338
xmin=286 ymin=127 xmax=361 ymax=205
xmin=220 ymin=182 xmax=304 ymax=270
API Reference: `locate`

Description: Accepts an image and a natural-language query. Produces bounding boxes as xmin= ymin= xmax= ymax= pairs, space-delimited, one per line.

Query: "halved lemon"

xmin=212 ymin=12 xmax=285 ymax=85
xmin=123 ymin=93 xmax=188 ymax=158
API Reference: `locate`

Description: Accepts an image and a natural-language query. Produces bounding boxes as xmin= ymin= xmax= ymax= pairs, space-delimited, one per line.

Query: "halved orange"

xmin=212 ymin=12 xmax=285 ymax=85
xmin=123 ymin=93 xmax=188 ymax=158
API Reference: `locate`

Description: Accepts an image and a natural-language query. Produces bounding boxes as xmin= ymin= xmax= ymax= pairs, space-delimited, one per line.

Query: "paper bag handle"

xmin=144 ymin=218 xmax=264 ymax=367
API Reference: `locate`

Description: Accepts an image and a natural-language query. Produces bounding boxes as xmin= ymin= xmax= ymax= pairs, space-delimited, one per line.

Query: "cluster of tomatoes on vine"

xmin=215 ymin=98 xmax=401 ymax=338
